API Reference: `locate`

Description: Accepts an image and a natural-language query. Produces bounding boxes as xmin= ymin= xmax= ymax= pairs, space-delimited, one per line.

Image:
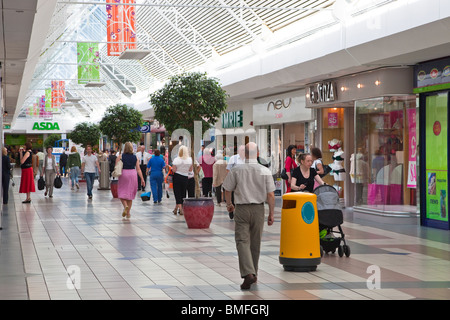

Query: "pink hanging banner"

xmin=51 ymin=80 xmax=65 ymax=112
xmin=106 ymin=0 xmax=136 ymax=56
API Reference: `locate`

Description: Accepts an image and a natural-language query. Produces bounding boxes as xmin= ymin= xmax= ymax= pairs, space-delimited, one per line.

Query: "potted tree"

xmin=99 ymin=104 xmax=143 ymax=197
xmin=68 ymin=122 xmax=101 ymax=183
xmin=149 ymin=72 xmax=228 ymax=228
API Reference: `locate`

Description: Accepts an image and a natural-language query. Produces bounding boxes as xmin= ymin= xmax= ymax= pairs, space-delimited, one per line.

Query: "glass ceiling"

xmin=19 ymin=0 xmax=394 ymax=123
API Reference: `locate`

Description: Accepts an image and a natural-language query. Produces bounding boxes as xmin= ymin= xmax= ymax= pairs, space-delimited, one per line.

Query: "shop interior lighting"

xmin=357 ymin=83 xmax=363 ymax=89
xmin=375 ymin=80 xmax=381 ymax=86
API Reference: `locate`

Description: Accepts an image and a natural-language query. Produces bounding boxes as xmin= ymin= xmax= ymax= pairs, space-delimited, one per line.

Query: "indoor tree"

xmin=43 ymin=133 xmax=62 ymax=149
xmin=68 ymin=122 xmax=101 ymax=149
xmin=149 ymin=71 xmax=228 ymax=197
xmin=98 ymin=104 xmax=143 ymax=152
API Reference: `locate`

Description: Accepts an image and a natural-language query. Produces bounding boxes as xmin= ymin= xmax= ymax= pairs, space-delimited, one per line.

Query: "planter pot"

xmin=183 ymin=197 xmax=214 ymax=229
xmin=110 ymin=179 xmax=118 ymax=198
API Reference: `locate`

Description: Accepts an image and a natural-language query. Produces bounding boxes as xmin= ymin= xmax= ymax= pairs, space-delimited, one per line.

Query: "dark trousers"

xmin=215 ymin=185 xmax=223 ymax=203
xmin=202 ymin=177 xmax=213 ymax=197
xmin=173 ymin=173 xmax=189 ymax=204
xmin=2 ymin=174 xmax=10 ymax=204
xmin=60 ymin=163 xmax=67 ymax=176
xmin=138 ymin=164 xmax=147 ymax=190
xmin=187 ymin=177 xmax=195 ymax=198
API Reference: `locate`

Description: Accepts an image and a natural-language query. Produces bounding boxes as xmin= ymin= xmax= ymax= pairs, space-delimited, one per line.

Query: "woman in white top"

xmin=44 ymin=146 xmax=59 ymax=198
xmin=171 ymin=145 xmax=193 ymax=215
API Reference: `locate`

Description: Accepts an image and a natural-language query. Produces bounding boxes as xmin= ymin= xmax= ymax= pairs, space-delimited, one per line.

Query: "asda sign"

xmin=32 ymin=122 xmax=61 ymax=131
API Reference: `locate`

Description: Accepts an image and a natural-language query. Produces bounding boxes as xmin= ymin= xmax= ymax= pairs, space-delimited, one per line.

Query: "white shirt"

xmin=172 ymin=156 xmax=193 ymax=177
xmin=226 ymin=154 xmax=245 ymax=171
xmin=45 ymin=157 xmax=53 ymax=170
xmin=136 ymin=151 xmax=151 ymax=166
xmin=82 ymin=154 xmax=98 ymax=173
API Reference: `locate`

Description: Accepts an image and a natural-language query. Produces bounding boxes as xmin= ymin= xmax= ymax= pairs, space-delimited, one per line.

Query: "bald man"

xmin=223 ymin=142 xmax=275 ymax=290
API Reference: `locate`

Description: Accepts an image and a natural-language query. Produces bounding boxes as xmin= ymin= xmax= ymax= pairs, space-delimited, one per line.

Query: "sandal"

xmin=122 ymin=206 xmax=129 ymax=217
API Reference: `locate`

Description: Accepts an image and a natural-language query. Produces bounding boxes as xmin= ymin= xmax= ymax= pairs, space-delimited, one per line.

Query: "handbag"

xmin=38 ymin=176 xmax=45 ymax=190
xmin=281 ymin=168 xmax=289 ymax=180
xmin=112 ymin=160 xmax=123 ymax=178
xmin=54 ymin=175 xmax=63 ymax=189
xmin=140 ymin=191 xmax=151 ymax=201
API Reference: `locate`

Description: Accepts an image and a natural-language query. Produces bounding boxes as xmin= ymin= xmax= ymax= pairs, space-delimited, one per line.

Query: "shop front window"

xmin=354 ymin=96 xmax=416 ymax=214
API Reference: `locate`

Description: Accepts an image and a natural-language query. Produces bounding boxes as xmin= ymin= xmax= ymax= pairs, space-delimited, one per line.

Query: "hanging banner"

xmin=51 ymin=80 xmax=65 ymax=113
xmin=407 ymin=109 xmax=417 ymax=188
xmin=106 ymin=0 xmax=136 ymax=56
xmin=77 ymin=42 xmax=100 ymax=84
xmin=45 ymin=88 xmax=52 ymax=112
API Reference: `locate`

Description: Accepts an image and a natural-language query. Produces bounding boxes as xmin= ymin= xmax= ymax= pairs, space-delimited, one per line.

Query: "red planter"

xmin=110 ymin=179 xmax=118 ymax=198
xmin=183 ymin=198 xmax=214 ymax=229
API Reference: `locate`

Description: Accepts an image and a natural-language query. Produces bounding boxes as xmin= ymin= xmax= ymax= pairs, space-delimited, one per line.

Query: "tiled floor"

xmin=1 ymin=171 xmax=449 ymax=301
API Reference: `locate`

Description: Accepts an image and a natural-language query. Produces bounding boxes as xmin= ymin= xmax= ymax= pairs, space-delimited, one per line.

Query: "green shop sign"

xmin=32 ymin=122 xmax=61 ymax=131
xmin=222 ymin=110 xmax=243 ymax=129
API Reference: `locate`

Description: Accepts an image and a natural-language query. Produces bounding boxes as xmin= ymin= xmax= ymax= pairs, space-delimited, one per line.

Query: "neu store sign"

xmin=32 ymin=122 xmax=61 ymax=131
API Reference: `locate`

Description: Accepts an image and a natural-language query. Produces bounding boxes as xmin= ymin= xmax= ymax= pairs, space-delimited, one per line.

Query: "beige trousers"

xmin=234 ymin=203 xmax=265 ymax=278
xmin=45 ymin=169 xmax=56 ymax=196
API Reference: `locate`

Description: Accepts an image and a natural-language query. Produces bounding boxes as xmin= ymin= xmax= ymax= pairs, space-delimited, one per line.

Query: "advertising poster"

xmin=425 ymin=94 xmax=448 ymax=222
xmin=77 ymin=42 xmax=100 ymax=84
xmin=407 ymin=108 xmax=417 ymax=188
xmin=106 ymin=0 xmax=136 ymax=56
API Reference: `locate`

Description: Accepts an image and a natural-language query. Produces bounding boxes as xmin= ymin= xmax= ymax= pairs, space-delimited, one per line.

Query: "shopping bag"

xmin=140 ymin=191 xmax=151 ymax=201
xmin=54 ymin=175 xmax=63 ymax=189
xmin=38 ymin=176 xmax=45 ymax=190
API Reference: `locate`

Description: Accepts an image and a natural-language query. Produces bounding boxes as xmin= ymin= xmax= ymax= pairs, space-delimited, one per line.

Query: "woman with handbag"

xmin=44 ymin=146 xmax=59 ymax=198
xmin=116 ymin=142 xmax=145 ymax=218
xmin=19 ymin=142 xmax=36 ymax=203
xmin=68 ymin=146 xmax=81 ymax=190
xmin=284 ymin=145 xmax=297 ymax=193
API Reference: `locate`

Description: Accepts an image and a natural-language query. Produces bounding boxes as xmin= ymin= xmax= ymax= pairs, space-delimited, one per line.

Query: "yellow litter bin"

xmin=279 ymin=192 xmax=321 ymax=271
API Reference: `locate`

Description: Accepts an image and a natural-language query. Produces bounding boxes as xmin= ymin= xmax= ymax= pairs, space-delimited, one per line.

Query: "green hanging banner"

xmin=77 ymin=42 xmax=100 ymax=84
xmin=45 ymin=88 xmax=52 ymax=112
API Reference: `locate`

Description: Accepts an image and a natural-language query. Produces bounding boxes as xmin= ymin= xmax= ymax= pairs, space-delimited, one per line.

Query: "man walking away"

xmin=223 ymin=142 xmax=275 ymax=290
xmin=81 ymin=145 xmax=101 ymax=200
xmin=59 ymin=149 xmax=68 ymax=177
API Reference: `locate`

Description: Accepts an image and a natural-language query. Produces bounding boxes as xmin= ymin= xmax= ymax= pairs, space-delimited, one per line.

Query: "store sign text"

xmin=32 ymin=122 xmax=61 ymax=131
xmin=309 ymin=82 xmax=336 ymax=104
xmin=222 ymin=110 xmax=243 ymax=129
xmin=267 ymin=98 xmax=291 ymax=111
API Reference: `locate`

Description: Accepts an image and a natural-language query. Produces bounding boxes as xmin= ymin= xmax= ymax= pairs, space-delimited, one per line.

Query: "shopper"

xmin=223 ymin=142 xmax=275 ymax=290
xmin=290 ymin=153 xmax=325 ymax=193
xmin=212 ymin=152 xmax=228 ymax=206
xmin=136 ymin=143 xmax=151 ymax=191
xmin=59 ymin=149 xmax=68 ymax=177
xmin=284 ymin=145 xmax=297 ymax=193
xmin=311 ymin=147 xmax=325 ymax=176
xmin=2 ymin=147 xmax=11 ymax=204
xmin=68 ymin=146 xmax=81 ymax=190
xmin=171 ymin=145 xmax=193 ymax=215
xmin=81 ymin=145 xmax=101 ymax=200
xmin=226 ymin=145 xmax=245 ymax=219
xmin=108 ymin=150 xmax=117 ymax=177
xmin=116 ymin=142 xmax=145 ymax=218
xmin=32 ymin=149 xmax=39 ymax=178
xmin=19 ymin=142 xmax=35 ymax=203
xmin=44 ymin=146 xmax=59 ymax=198
xmin=36 ymin=149 xmax=44 ymax=177
xmin=199 ymin=147 xmax=215 ymax=197
xmin=147 ymin=149 xmax=166 ymax=204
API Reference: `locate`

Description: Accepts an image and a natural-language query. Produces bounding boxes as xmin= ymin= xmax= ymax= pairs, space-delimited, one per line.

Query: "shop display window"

xmin=354 ymin=96 xmax=416 ymax=214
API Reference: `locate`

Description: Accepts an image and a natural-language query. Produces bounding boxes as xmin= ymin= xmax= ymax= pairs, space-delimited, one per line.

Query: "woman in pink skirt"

xmin=116 ymin=142 xmax=145 ymax=218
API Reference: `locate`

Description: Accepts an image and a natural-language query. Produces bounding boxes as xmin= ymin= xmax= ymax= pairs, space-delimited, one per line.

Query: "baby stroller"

xmin=313 ymin=184 xmax=350 ymax=257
